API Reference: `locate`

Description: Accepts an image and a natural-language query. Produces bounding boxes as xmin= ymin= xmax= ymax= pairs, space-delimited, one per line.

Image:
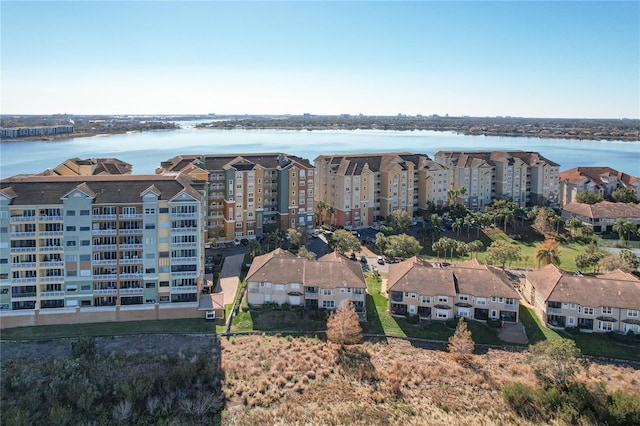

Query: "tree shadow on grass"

xmin=360 ymin=294 xmax=386 ymax=341
xmin=336 ymin=345 xmax=379 ymax=384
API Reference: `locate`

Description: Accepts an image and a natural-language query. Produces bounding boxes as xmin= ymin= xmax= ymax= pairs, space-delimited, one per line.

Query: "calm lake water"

xmin=1 ymin=126 xmax=639 ymax=178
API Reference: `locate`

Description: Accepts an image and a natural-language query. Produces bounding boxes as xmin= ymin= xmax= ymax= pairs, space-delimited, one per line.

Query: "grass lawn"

xmin=519 ymin=305 xmax=563 ymax=344
xmin=0 ymin=318 xmax=223 ymax=340
xmin=477 ymin=228 xmax=590 ymax=271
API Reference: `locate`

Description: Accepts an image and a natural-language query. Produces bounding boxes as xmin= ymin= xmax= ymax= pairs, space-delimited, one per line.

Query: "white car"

xmin=311 ymin=231 xmax=319 ymax=238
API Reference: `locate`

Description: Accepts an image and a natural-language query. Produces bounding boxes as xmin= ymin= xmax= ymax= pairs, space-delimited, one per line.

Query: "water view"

xmin=1 ymin=127 xmax=639 ymax=178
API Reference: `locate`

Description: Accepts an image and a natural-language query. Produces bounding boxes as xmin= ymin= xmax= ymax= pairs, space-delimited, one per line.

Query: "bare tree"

xmin=448 ymin=317 xmax=475 ymax=363
xmin=326 ymin=301 xmax=362 ymax=346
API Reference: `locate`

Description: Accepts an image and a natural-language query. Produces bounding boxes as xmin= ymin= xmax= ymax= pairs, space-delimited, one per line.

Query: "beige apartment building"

xmin=245 ymin=249 xmax=366 ymax=315
xmin=313 ymin=153 xmax=449 ymax=228
xmin=157 ymin=153 xmax=315 ymax=242
xmin=523 ymin=265 xmax=640 ymax=334
xmin=434 ymin=150 xmax=560 ymax=210
xmin=558 ymin=167 xmax=640 ymax=206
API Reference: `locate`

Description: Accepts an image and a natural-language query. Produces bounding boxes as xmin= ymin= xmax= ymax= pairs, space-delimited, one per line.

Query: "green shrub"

xmin=71 ymin=336 xmax=96 ymax=358
xmin=502 ymin=381 xmax=539 ymax=419
xmin=607 ymin=390 xmax=640 ymax=426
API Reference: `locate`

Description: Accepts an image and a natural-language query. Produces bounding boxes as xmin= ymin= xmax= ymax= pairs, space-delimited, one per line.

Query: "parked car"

xmin=377 ymin=256 xmax=384 ymax=265
xmin=360 ymin=256 xmax=367 ymax=263
xmin=233 ymin=239 xmax=241 ymax=246
xmin=240 ymin=238 xmax=249 ymax=246
xmin=311 ymin=231 xmax=319 ymax=238
xmin=350 ymin=253 xmax=358 ymax=261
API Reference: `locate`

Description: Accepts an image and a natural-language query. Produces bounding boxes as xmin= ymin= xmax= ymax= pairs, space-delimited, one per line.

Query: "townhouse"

xmin=434 ymin=150 xmax=560 ymax=210
xmin=558 ymin=167 xmax=640 ymax=206
xmin=245 ymin=249 xmax=367 ymax=315
xmin=44 ymin=157 xmax=133 ymax=176
xmin=313 ymin=153 xmax=449 ymax=228
xmin=522 ymin=265 xmax=640 ymax=333
xmin=387 ymin=258 xmax=520 ymax=322
xmin=157 ymin=153 xmax=315 ymax=242
xmin=562 ymin=201 xmax=640 ymax=233
xmin=0 ymin=173 xmax=207 ymax=315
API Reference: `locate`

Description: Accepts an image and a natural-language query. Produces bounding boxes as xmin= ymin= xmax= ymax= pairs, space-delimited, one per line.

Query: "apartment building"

xmin=0 ymin=174 xmax=207 ymax=313
xmin=522 ymin=265 xmax=640 ymax=333
xmin=558 ymin=167 xmax=640 ymax=206
xmin=313 ymin=153 xmax=449 ymax=228
xmin=434 ymin=150 xmax=560 ymax=210
xmin=387 ymin=258 xmax=520 ymax=322
xmin=1 ymin=125 xmax=74 ymax=139
xmin=158 ymin=154 xmax=315 ymax=241
xmin=246 ymin=249 xmax=367 ymax=315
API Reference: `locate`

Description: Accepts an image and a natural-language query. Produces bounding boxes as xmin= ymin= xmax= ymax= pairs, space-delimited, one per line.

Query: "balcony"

xmin=12 ymin=277 xmax=37 ymax=283
xmin=170 ymin=271 xmax=198 ymax=277
xmin=171 ymin=257 xmax=198 ymax=264
xmin=40 ymin=246 xmax=63 ymax=252
xmin=93 ymin=274 xmax=118 ymax=280
xmin=10 ymin=232 xmax=36 ymax=238
xmin=93 ymin=244 xmax=117 ymax=251
xmin=10 ymin=247 xmax=37 ymax=253
xmin=40 ymin=291 xmax=65 ymax=297
xmin=120 ymin=273 xmax=143 ymax=279
xmin=119 ymin=243 xmax=143 ymax=250
xmin=41 ymin=260 xmax=64 ymax=267
xmin=11 ymin=262 xmax=36 ymax=269
xmin=93 ymin=289 xmax=117 ymax=295
xmin=118 ymin=229 xmax=143 ymax=235
xmin=41 ymin=276 xmax=64 ymax=282
xmin=170 ymin=242 xmax=197 ymax=248
xmin=92 ymin=214 xmax=117 ymax=220
xmin=119 ymin=258 xmax=142 ymax=265
xmin=170 ymin=286 xmax=197 ymax=293
xmin=10 ymin=216 xmax=36 ymax=222
xmin=39 ymin=231 xmax=64 ymax=237
xmin=120 ymin=214 xmax=143 ymax=219
xmin=93 ymin=258 xmax=118 ymax=265
xmin=121 ymin=288 xmax=144 ymax=295
xmin=171 ymin=227 xmax=198 ymax=233
xmin=170 ymin=212 xmax=198 ymax=219
xmin=547 ymin=306 xmax=562 ymax=314
xmin=39 ymin=216 xmax=63 ymax=222
xmin=92 ymin=229 xmax=117 ymax=235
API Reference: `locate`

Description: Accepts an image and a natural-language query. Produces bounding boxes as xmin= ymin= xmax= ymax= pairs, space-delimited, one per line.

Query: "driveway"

xmin=217 ymin=253 xmax=245 ymax=306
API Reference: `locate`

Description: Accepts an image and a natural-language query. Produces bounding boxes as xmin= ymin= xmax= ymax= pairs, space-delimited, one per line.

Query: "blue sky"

xmin=1 ymin=1 xmax=638 ymax=118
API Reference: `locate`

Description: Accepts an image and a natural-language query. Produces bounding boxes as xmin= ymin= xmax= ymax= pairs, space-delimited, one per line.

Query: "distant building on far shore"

xmin=1 ymin=125 xmax=74 ymax=139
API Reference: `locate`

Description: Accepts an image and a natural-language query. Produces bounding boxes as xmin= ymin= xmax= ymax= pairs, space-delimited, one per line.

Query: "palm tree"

xmin=535 ymin=239 xmax=562 ymax=268
xmin=316 ymin=200 xmax=326 ymax=225
xmin=566 ymin=217 xmax=583 ymax=237
xmin=247 ymin=239 xmax=261 ymax=257
xmin=326 ymin=206 xmax=335 ymax=226
xmin=613 ymin=220 xmax=637 ymax=243
xmin=452 ymin=217 xmax=464 ymax=237
xmin=431 ymin=240 xmax=444 ymax=261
